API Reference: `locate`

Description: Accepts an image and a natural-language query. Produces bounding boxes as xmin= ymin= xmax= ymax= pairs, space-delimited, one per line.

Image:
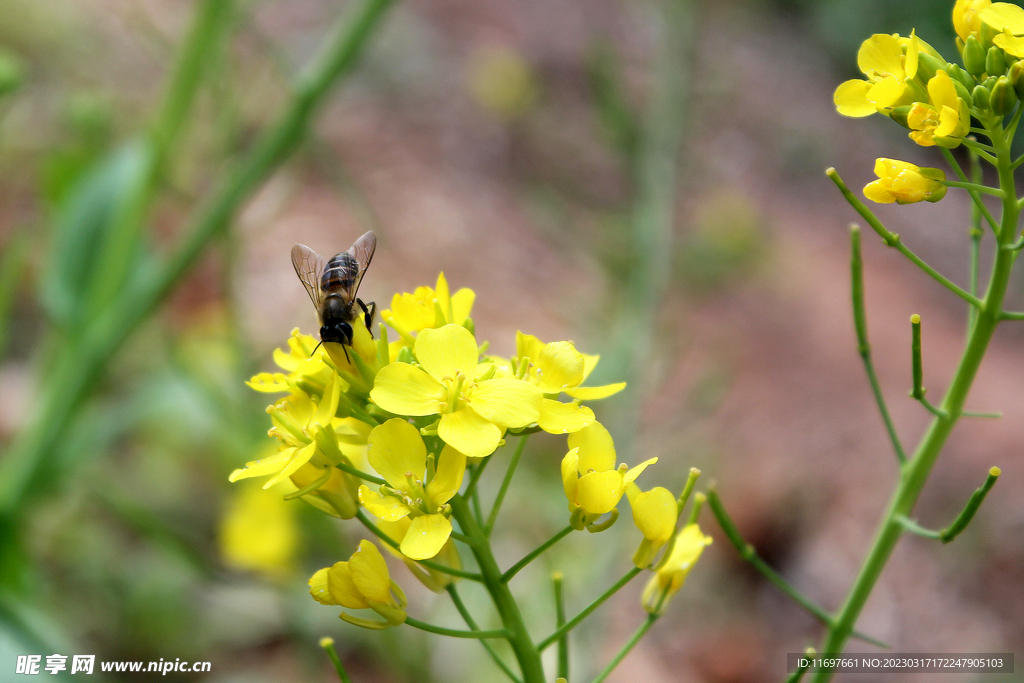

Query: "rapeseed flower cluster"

xmin=233 ymin=273 xmax=706 ymax=628
xmin=834 ymin=1 xmax=1024 ymax=204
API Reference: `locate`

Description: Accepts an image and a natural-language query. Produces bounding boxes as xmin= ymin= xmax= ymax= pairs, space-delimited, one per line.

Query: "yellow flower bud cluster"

xmin=835 ymin=1 xmax=1024 ymax=164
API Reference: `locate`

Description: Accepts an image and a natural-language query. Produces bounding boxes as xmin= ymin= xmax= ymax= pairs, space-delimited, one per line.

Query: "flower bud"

xmin=991 ymin=75 xmax=1017 ymax=114
xmin=1010 ymin=60 xmax=1024 ymax=99
xmin=951 ymin=78 xmax=974 ymax=105
xmin=917 ymin=52 xmax=946 ymax=83
xmin=963 ymin=35 xmax=987 ymax=77
xmin=864 ymin=158 xmax=947 ymax=205
xmin=973 ymin=83 xmax=991 ymax=110
xmin=987 ymin=45 xmax=1008 ymax=76
xmin=946 ymin=63 xmax=976 ymax=91
xmin=886 ymin=104 xmax=913 ymax=128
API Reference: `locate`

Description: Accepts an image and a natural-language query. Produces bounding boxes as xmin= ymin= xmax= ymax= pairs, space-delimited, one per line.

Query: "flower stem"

xmin=590 ymin=615 xmax=657 ymax=683
xmin=355 ymin=510 xmax=483 ymax=581
xmin=536 ymin=566 xmax=643 ymax=652
xmin=486 ymin=435 xmax=528 ymax=535
xmin=447 ymin=585 xmax=522 ymax=683
xmin=553 ymin=572 xmax=568 ymax=681
xmin=501 ymin=525 xmax=574 ymax=583
xmin=450 ymin=495 xmax=546 ymax=683
xmin=320 ymin=638 xmax=354 ymax=683
xmin=403 ymin=616 xmax=509 ymax=639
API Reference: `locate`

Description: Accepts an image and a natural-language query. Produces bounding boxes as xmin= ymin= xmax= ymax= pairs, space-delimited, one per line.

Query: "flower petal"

xmin=534 ymin=341 xmax=585 ymax=393
xmin=400 ymin=514 xmax=452 ymax=560
xmin=564 ymin=382 xmax=626 ymax=401
xmin=561 ymin=447 xmax=580 ymax=505
xmin=577 ymin=470 xmax=625 ymax=515
xmin=370 ymin=363 xmax=444 ymax=416
xmin=367 ymin=419 xmax=427 ymax=490
xmin=348 ymin=539 xmax=393 ymax=603
xmin=538 ymin=398 xmax=594 ymax=434
xmin=623 ymin=457 xmax=658 ymax=484
xmin=229 ymin=448 xmax=295 ymax=481
xmin=438 ymin=408 xmax=502 ymax=457
xmin=567 ymin=421 xmax=616 ymax=474
xmin=309 ymin=567 xmax=337 ymax=605
xmin=264 ymin=442 xmax=316 ymax=488
xmin=359 ymin=485 xmax=413 ymax=522
xmin=426 ymin=444 xmax=466 ymax=506
xmin=468 ymin=378 xmax=541 ymax=429
xmin=834 ymin=80 xmax=875 ymax=118
xmin=415 ymin=324 xmax=479 ymax=381
xmin=630 ymin=487 xmax=678 ymax=543
xmin=327 ymin=561 xmax=371 ymax=609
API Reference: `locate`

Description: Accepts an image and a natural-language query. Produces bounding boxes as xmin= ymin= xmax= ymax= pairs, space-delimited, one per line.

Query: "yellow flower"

xmin=641 ymin=524 xmax=712 ymax=615
xmin=382 ymin=273 xmax=475 ymax=345
xmin=309 ymin=539 xmax=407 ymax=629
xmin=370 ymin=324 xmax=542 ymax=457
xmin=955 ymin=0 xmax=992 ymax=42
xmin=489 ymin=332 xmax=626 ymax=435
xmin=375 ymin=516 xmax=464 ymax=592
xmin=863 ymin=158 xmax=947 ymax=204
xmin=907 ymin=71 xmax=971 ymax=147
xmin=981 ymin=2 xmax=1024 ymax=56
xmin=834 ymin=32 xmax=928 ymax=117
xmin=357 ymin=419 xmax=466 ymax=560
xmin=626 ymin=484 xmax=678 ymax=568
xmin=231 ymin=373 xmax=354 ymax=489
xmin=220 ymin=481 xmax=298 ymax=579
xmin=246 ymin=328 xmax=334 ymax=394
xmin=561 ymin=422 xmax=657 ymax=531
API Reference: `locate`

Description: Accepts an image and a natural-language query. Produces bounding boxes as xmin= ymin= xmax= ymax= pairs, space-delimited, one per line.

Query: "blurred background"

xmin=0 ymin=0 xmax=1021 ymax=681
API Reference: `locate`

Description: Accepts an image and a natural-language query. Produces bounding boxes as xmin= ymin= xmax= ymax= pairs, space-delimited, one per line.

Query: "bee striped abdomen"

xmin=322 ymin=252 xmax=359 ymax=293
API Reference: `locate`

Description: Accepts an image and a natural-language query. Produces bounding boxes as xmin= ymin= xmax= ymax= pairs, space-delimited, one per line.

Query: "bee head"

xmin=321 ymin=320 xmax=354 ymax=346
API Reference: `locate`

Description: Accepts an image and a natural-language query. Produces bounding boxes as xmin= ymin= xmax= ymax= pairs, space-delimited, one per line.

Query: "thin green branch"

xmin=942 ymin=147 xmax=999 ymax=233
xmin=320 ymin=637 xmax=354 ymax=683
xmin=827 ymin=169 xmax=983 ymax=309
xmin=553 ymin=572 xmax=568 ymax=681
xmin=1000 ymin=310 xmax=1024 ymax=319
xmin=968 ymin=148 xmax=983 ymax=336
xmin=590 ymin=615 xmax=657 ymax=683
xmin=941 ymin=180 xmax=1004 ymax=196
xmin=705 ymin=490 xmax=888 ymax=649
xmin=404 ymin=616 xmax=510 ymax=640
xmin=961 ymin=410 xmax=1002 ymax=418
xmin=501 ymin=525 xmax=574 ymax=583
xmin=486 ymin=435 xmax=528 ymax=535
xmin=850 ymin=226 xmax=907 ymax=464
xmin=961 ymin=137 xmax=997 ymax=163
xmin=446 ymin=585 xmax=522 ymax=683
xmin=464 ymin=457 xmax=490 ymax=501
xmin=908 ymin=314 xmax=946 ymax=418
xmin=940 ymin=466 xmax=1001 ymax=543
xmin=676 ymin=467 xmax=701 ymax=515
xmin=685 ymin=491 xmax=705 ymax=525
xmin=786 ymin=649 xmax=816 ymax=683
xmin=355 ymin=510 xmax=484 ymax=581
xmin=536 ymin=567 xmax=644 ymax=652
xmin=894 ymin=514 xmax=942 ymax=539
xmin=334 ymin=461 xmax=386 ymax=486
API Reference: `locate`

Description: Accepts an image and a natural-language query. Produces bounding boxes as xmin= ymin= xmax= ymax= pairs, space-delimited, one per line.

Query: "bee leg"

xmin=358 ymin=299 xmax=376 ymax=333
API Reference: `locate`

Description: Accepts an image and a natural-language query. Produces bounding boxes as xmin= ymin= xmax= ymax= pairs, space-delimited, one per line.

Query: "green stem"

xmin=553 ymin=572 xmax=568 ymax=681
xmin=501 ymin=525 xmax=574 ymax=583
xmin=320 ymin=638 xmax=354 ymax=683
xmin=675 ymin=467 xmax=701 ymax=515
xmin=450 ymin=495 xmax=546 ymax=683
xmin=486 ymin=435 xmax=528 ymax=534
xmin=0 ymin=0 xmax=397 ymax=525
xmin=590 ymin=615 xmax=657 ymax=683
xmin=355 ymin=510 xmax=483 ymax=582
xmin=335 ymin=461 xmax=386 ymax=486
xmin=536 ymin=567 xmax=643 ymax=652
xmin=894 ymin=514 xmax=942 ymax=539
xmin=939 ymin=466 xmax=1000 ymax=543
xmin=941 ymin=179 xmax=1003 ymax=196
xmin=706 ymin=490 xmax=887 ymax=648
xmin=943 ymin=147 xmax=999 ymax=234
xmin=910 ymin=314 xmax=924 ymax=401
xmin=404 ymin=616 xmax=509 ymax=639
xmin=850 ymin=226 xmax=906 ymax=463
xmin=447 ymin=585 xmax=522 ymax=683
xmin=827 ymin=169 xmax=983 ymax=308
xmin=814 ymin=124 xmax=1018 ymax=682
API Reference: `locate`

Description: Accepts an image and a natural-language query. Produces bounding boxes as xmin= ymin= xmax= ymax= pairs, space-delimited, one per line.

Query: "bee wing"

xmin=291 ymin=243 xmax=327 ymax=313
xmin=346 ymin=230 xmax=376 ymax=300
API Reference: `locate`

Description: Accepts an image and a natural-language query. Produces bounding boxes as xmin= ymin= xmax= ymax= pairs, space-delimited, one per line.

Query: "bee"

xmin=291 ymin=231 xmax=377 ymax=360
